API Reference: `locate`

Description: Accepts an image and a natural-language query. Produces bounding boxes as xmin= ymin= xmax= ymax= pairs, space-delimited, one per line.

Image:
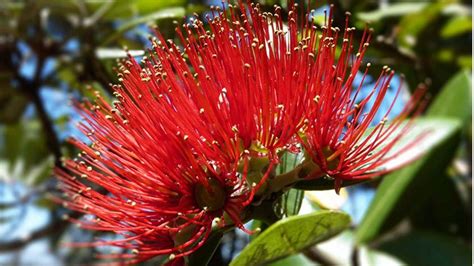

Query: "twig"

xmin=12 ymin=15 xmax=64 ymax=168
xmin=0 ymin=181 xmax=55 ymax=209
xmin=18 ymin=58 xmax=63 ymax=167
xmin=303 ymin=246 xmax=340 ymax=265
xmin=0 ymin=210 xmax=82 ymax=252
xmin=351 ymin=246 xmax=360 ymax=266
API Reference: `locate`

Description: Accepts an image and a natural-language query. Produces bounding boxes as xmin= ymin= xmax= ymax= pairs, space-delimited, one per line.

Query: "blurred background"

xmin=0 ymin=0 xmax=471 ymax=265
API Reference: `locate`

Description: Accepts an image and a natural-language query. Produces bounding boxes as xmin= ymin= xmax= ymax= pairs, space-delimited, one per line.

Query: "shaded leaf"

xmin=441 ymin=16 xmax=472 ymax=38
xmin=457 ymin=55 xmax=472 ymax=69
xmin=0 ymin=93 xmax=29 ymax=124
xmin=409 ymin=172 xmax=471 ymax=238
xmin=0 ymin=73 xmax=28 ymax=124
xmin=0 ymin=121 xmax=53 ymax=185
xmin=230 ymin=211 xmax=350 ymax=266
xmin=427 ymin=70 xmax=472 ymax=123
xmin=397 ymin=2 xmax=447 ymax=48
xmin=377 ymin=231 xmax=470 ymax=266
xmin=356 ymin=118 xmax=462 ymax=244
xmin=101 ymin=7 xmax=186 ymax=45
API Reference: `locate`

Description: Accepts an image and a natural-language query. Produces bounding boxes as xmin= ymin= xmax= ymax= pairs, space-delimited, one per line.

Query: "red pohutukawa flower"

xmin=56 ymin=0 xmax=426 ymax=264
xmin=300 ymin=12 xmax=426 ymax=192
xmin=56 ymin=90 xmax=251 ymax=263
xmin=154 ymin=1 xmax=327 ymax=192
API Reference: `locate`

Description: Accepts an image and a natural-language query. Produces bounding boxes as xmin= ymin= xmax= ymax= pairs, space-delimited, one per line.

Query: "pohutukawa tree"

xmin=55 ymin=0 xmax=426 ymax=264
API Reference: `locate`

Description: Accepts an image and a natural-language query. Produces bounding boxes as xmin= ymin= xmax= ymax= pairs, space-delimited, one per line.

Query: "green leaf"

xmin=355 ymin=118 xmax=462 ymax=244
xmin=187 ymin=230 xmax=223 ymax=266
xmin=0 ymin=72 xmax=28 ymax=124
xmin=409 ymin=173 xmax=471 ymax=238
xmin=282 ymin=189 xmax=304 ymax=216
xmin=0 ymin=121 xmax=53 ymax=185
xmin=427 ymin=70 xmax=472 ymax=123
xmin=397 ymin=2 xmax=448 ymax=48
xmin=85 ymin=0 xmax=186 ymax=20
xmin=101 ymin=7 xmax=186 ymax=46
xmin=269 ymin=254 xmax=315 ymax=266
xmin=441 ymin=16 xmax=472 ymax=38
xmin=457 ymin=55 xmax=472 ymax=69
xmin=357 ymin=3 xmax=427 ymax=22
xmin=230 ymin=210 xmax=350 ymax=266
xmin=377 ymin=231 xmax=471 ymax=266
xmin=133 ymin=0 xmax=186 ymax=14
xmin=0 ymin=93 xmax=29 ymax=124
xmin=276 ymin=151 xmax=301 ymax=175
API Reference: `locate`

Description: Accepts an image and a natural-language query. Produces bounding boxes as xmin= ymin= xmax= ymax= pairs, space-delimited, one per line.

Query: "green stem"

xmin=269 ymin=159 xmax=323 ymax=193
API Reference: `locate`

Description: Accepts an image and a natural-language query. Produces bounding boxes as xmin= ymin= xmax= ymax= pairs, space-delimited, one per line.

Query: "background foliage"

xmin=0 ymin=0 xmax=471 ymax=265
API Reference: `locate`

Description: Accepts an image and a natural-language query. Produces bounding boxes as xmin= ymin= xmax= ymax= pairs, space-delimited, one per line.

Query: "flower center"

xmin=194 ymin=179 xmax=226 ymax=212
xmin=322 ymin=146 xmax=340 ymax=171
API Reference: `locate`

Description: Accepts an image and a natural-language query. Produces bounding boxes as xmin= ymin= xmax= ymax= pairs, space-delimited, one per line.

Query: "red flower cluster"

xmin=299 ymin=10 xmax=426 ymax=193
xmin=56 ymin=1 xmax=424 ymax=264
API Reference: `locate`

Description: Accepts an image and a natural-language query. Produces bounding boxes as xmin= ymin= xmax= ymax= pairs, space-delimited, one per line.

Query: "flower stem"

xmin=269 ymin=159 xmax=323 ymax=193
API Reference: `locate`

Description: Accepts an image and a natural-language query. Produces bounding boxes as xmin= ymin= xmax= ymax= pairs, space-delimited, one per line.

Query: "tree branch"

xmin=0 ymin=182 xmax=53 ymax=209
xmin=0 ymin=210 xmax=82 ymax=252
xmin=304 ymin=246 xmax=340 ymax=265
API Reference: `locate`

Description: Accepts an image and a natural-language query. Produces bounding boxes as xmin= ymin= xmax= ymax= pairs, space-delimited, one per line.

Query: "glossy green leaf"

xmin=356 ymin=118 xmax=462 ymax=244
xmin=427 ymin=70 xmax=472 ymax=123
xmin=101 ymin=7 xmax=186 ymax=45
xmin=409 ymin=172 xmax=471 ymax=238
xmin=86 ymin=0 xmax=186 ymax=20
xmin=231 ymin=210 xmax=350 ymax=266
xmin=441 ymin=16 xmax=472 ymax=38
xmin=398 ymin=2 xmax=447 ymax=48
xmin=269 ymin=254 xmax=315 ymax=266
xmin=133 ymin=0 xmax=186 ymax=13
xmin=377 ymin=231 xmax=471 ymax=266
xmin=357 ymin=3 xmax=427 ymax=21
